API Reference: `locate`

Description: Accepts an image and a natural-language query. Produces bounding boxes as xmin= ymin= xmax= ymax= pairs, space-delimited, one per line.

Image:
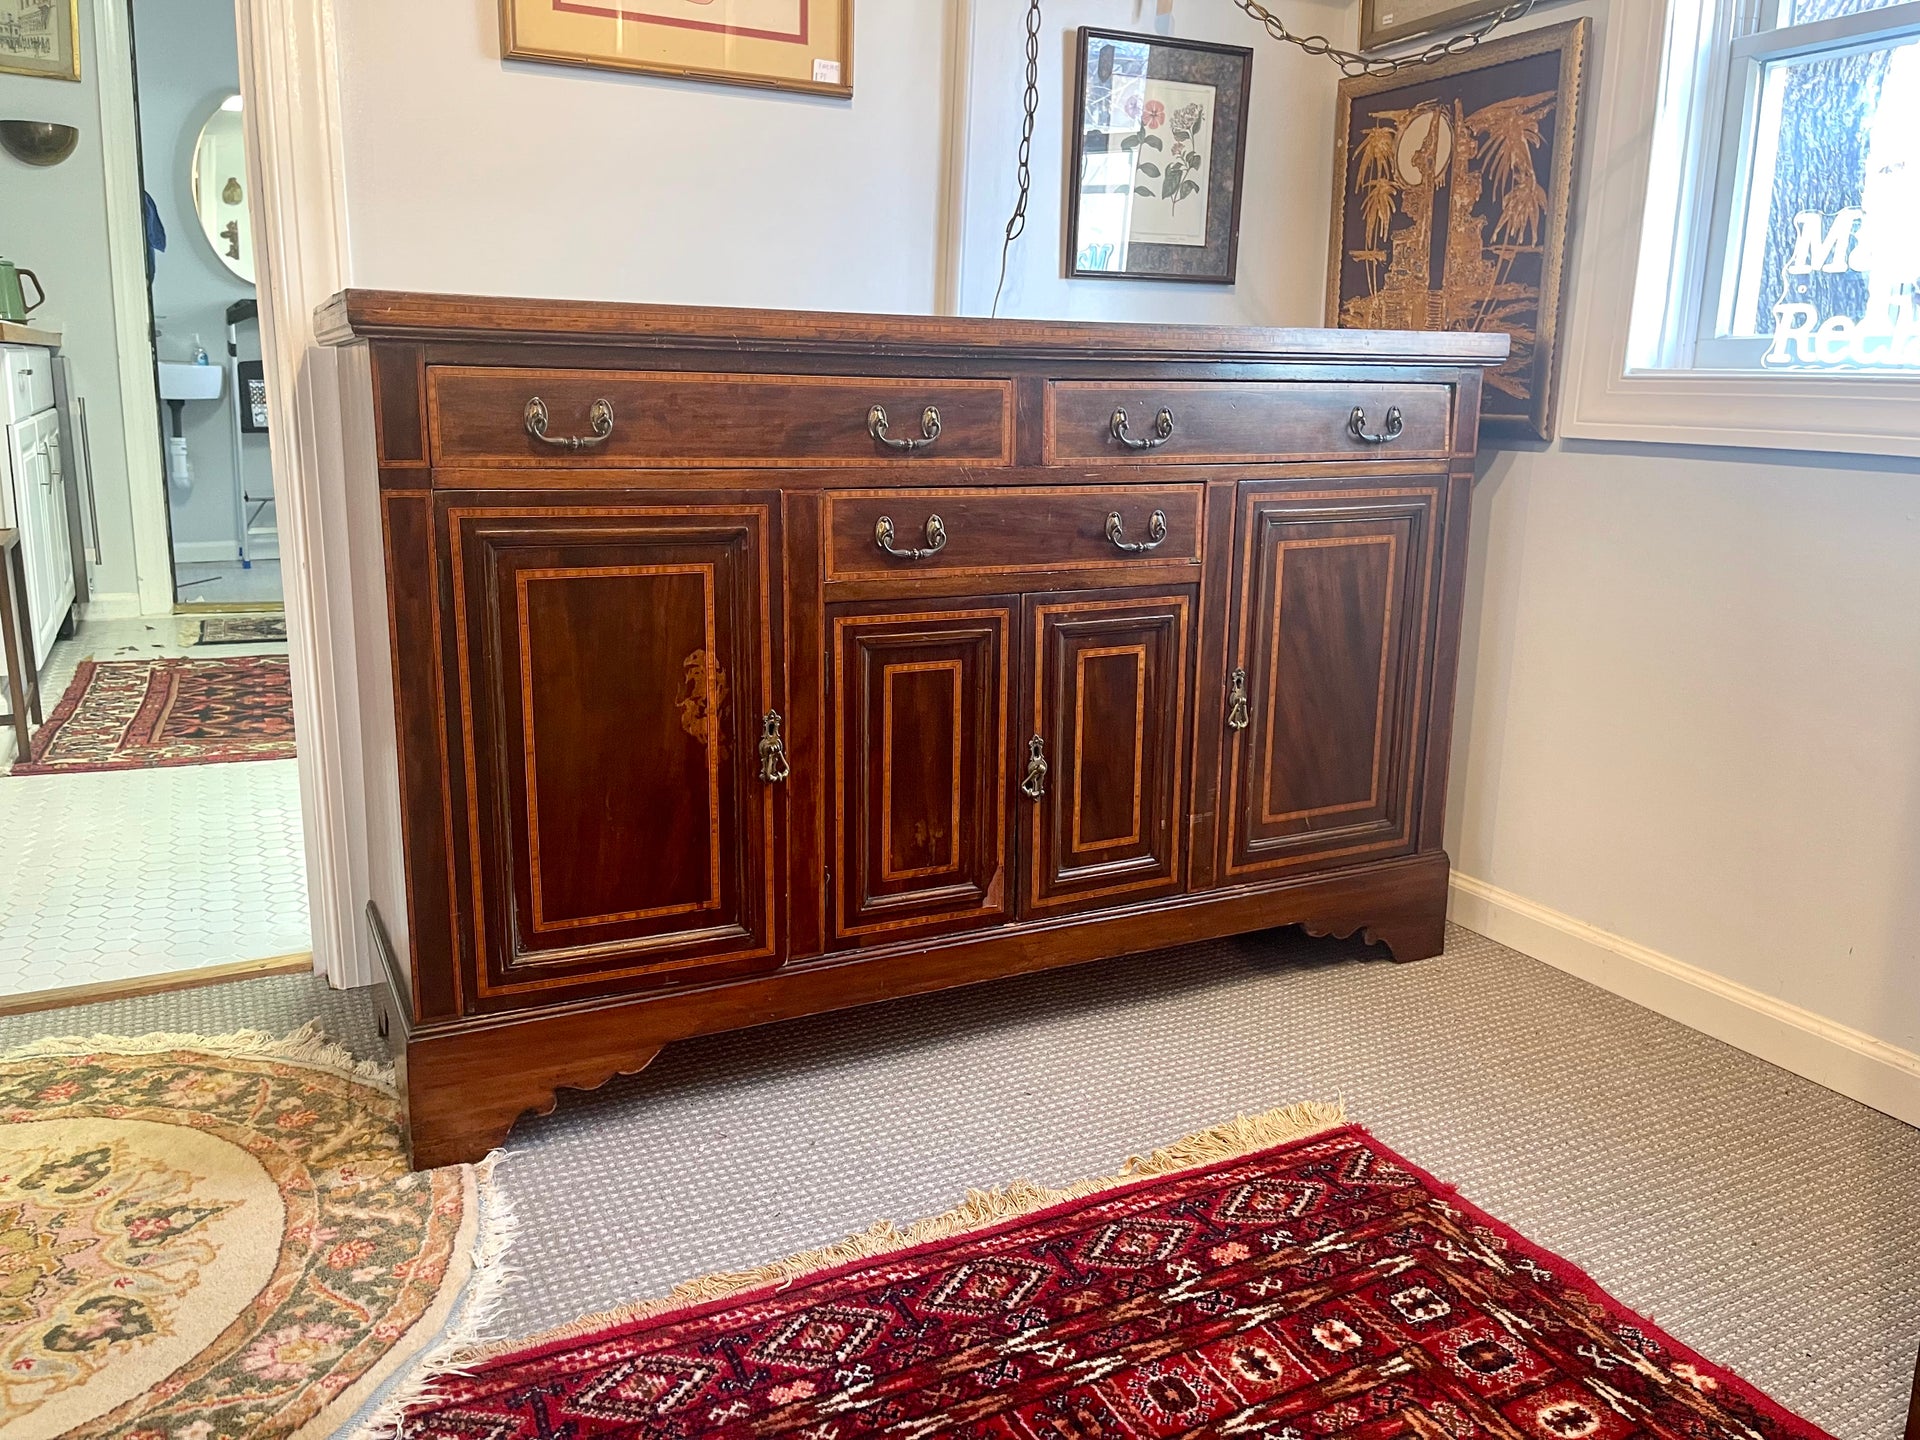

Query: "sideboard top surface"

xmin=315 ymin=289 xmax=1512 ymax=368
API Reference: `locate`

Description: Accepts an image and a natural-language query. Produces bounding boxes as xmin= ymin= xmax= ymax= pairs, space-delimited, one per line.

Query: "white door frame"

xmin=230 ymin=0 xmax=371 ymax=988
xmin=92 ymin=0 xmax=173 ymax=616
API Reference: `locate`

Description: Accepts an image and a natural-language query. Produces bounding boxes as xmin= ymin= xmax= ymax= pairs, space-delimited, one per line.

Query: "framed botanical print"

xmin=1067 ymin=28 xmax=1252 ymax=285
xmin=0 ymin=0 xmax=79 ymax=83
xmin=1359 ymin=0 xmax=1509 ymax=52
xmin=500 ymin=0 xmax=852 ymax=98
xmin=1327 ymin=19 xmax=1589 ymax=438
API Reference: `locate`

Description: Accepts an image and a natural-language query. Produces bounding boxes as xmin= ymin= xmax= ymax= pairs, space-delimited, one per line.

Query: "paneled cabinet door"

xmin=448 ymin=501 xmax=783 ymax=1004
xmin=1023 ymin=589 xmax=1195 ymax=915
xmin=830 ymin=599 xmax=1015 ymax=945
xmin=1222 ymin=487 xmax=1439 ymax=879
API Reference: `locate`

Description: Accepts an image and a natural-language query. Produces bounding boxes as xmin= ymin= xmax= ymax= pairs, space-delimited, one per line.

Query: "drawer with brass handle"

xmin=1044 ymin=380 xmax=1453 ymax=464
xmin=427 ymin=366 xmax=1013 ymax=468
xmin=824 ymin=485 xmax=1204 ymax=583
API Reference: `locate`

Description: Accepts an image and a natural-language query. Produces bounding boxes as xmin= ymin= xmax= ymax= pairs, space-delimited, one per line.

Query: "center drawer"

xmin=427 ymin=366 xmax=1013 ymax=468
xmin=824 ymin=485 xmax=1204 ymax=582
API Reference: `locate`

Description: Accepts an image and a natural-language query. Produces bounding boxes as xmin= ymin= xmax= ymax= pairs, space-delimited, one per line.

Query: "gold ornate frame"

xmin=1325 ymin=19 xmax=1588 ymax=439
xmin=0 ymin=0 xmax=81 ymax=82
xmin=500 ymin=0 xmax=853 ymax=99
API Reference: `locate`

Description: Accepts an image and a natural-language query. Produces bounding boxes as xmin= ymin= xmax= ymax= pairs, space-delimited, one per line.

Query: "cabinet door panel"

xmin=1224 ymin=487 xmax=1438 ymax=878
xmin=831 ymin=600 xmax=1013 ymax=944
xmin=1024 ymin=590 xmax=1194 ymax=915
xmin=449 ymin=500 xmax=781 ymax=1003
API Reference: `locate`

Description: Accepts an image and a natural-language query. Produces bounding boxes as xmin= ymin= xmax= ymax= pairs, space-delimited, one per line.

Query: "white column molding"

xmin=234 ymin=0 xmax=372 ymax=987
xmin=91 ymin=0 xmax=174 ymax=616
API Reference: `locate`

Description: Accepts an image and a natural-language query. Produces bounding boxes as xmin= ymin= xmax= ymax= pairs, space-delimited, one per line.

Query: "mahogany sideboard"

xmin=319 ymin=292 xmax=1508 ymax=1169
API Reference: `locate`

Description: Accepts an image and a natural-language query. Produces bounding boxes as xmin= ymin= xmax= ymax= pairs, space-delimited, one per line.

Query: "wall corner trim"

xmin=1448 ymin=872 xmax=1920 ymax=1129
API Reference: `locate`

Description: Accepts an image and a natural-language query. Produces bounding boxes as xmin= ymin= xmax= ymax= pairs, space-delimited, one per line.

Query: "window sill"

xmin=1560 ymin=364 xmax=1920 ymax=459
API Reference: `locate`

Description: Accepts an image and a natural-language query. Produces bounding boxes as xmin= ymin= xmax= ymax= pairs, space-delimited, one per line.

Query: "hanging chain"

xmin=991 ymin=0 xmax=1042 ymax=318
xmin=1231 ymin=0 xmax=1537 ymax=78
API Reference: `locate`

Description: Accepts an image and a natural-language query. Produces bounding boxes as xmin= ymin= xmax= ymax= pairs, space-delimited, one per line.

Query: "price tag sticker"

xmin=812 ymin=58 xmax=841 ymax=84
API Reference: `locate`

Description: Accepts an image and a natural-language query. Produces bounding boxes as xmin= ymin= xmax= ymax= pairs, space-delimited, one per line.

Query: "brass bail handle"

xmin=1020 ymin=734 xmax=1049 ymax=799
xmin=525 ymin=396 xmax=615 ymax=451
xmin=869 ymin=403 xmax=943 ymax=452
xmin=1226 ymin=668 xmax=1250 ymax=731
xmin=873 ymin=513 xmax=949 ymax=560
xmin=758 ymin=711 xmax=791 ymax=784
xmin=1347 ymin=405 xmax=1404 ymax=445
xmin=1110 ymin=406 xmax=1175 ymax=451
xmin=1106 ymin=509 xmax=1168 ymax=553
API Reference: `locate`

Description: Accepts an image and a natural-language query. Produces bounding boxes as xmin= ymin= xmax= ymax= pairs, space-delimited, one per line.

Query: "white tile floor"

xmin=0 ymin=612 xmax=310 ymax=999
xmin=175 ymin=558 xmax=283 ymax=604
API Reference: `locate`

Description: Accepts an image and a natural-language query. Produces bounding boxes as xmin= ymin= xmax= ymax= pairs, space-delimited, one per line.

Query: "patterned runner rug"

xmin=407 ymin=1105 xmax=1833 ymax=1440
xmin=0 ymin=1026 xmax=509 ymax=1440
xmin=14 ymin=656 xmax=296 ymax=775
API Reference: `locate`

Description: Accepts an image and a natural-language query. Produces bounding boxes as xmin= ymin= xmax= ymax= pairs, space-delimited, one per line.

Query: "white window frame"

xmin=1558 ymin=0 xmax=1920 ymax=457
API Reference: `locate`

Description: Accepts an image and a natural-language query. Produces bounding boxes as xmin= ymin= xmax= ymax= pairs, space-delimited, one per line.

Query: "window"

xmin=1636 ymin=0 xmax=1920 ymax=374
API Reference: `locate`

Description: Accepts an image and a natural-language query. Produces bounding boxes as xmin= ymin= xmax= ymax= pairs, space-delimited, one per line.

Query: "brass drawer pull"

xmin=1020 ymin=734 xmax=1049 ymax=800
xmin=1226 ymin=668 xmax=1250 ymax=731
xmin=757 ymin=711 xmax=791 ymax=784
xmin=1348 ymin=405 xmax=1404 ymax=445
xmin=524 ymin=395 xmax=614 ymax=451
xmin=869 ymin=403 xmax=943 ymax=452
xmin=873 ymin=513 xmax=948 ymax=560
xmin=1105 ymin=508 xmax=1168 ymax=553
xmin=1110 ymin=406 xmax=1174 ymax=451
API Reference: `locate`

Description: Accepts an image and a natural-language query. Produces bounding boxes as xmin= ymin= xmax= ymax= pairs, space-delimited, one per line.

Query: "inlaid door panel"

xmin=1223 ymin=486 xmax=1438 ymax=878
xmin=831 ymin=598 xmax=1015 ymax=944
xmin=448 ymin=500 xmax=782 ymax=1003
xmin=1023 ymin=589 xmax=1194 ymax=915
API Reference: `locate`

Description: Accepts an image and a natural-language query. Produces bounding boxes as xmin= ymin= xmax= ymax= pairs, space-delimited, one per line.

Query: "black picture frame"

xmin=1067 ymin=27 xmax=1253 ymax=285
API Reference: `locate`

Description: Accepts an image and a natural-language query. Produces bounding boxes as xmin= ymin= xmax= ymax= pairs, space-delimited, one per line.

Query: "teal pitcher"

xmin=0 ymin=258 xmax=45 ymax=323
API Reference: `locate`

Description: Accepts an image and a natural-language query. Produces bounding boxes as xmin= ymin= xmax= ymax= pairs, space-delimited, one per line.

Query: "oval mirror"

xmin=191 ymin=94 xmax=254 ymax=285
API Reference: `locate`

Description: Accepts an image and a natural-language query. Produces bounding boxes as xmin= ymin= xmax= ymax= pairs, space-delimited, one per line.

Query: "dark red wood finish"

xmin=323 ymin=291 xmax=1506 ymax=1168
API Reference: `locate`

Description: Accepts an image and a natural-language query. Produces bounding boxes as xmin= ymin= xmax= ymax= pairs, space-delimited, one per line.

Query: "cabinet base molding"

xmin=371 ymin=850 xmax=1450 ymax=1169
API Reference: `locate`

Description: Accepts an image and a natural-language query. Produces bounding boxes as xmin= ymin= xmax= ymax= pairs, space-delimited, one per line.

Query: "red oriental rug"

xmin=14 ymin=655 xmax=296 ymax=774
xmin=405 ymin=1106 xmax=1834 ymax=1440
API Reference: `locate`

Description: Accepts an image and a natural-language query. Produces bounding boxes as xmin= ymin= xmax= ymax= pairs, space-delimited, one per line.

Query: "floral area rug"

xmin=0 ymin=1026 xmax=509 ymax=1440
xmin=14 ymin=657 xmax=296 ymax=775
xmin=408 ymin=1105 xmax=1833 ymax=1440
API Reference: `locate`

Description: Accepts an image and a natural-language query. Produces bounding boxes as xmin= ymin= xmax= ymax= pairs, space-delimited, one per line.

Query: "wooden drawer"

xmin=824 ymin=486 xmax=1204 ymax=583
xmin=427 ymin=366 xmax=1013 ymax=468
xmin=1044 ymin=380 xmax=1453 ymax=464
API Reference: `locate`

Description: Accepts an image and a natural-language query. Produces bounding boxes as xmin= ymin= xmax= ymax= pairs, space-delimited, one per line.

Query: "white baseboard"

xmin=174 ymin=540 xmax=242 ymax=563
xmin=1449 ymin=873 xmax=1920 ymax=1128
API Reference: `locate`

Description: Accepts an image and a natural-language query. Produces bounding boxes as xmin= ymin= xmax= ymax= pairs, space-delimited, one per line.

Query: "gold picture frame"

xmin=1359 ymin=0 xmax=1508 ymax=52
xmin=0 ymin=0 xmax=80 ymax=83
xmin=500 ymin=0 xmax=853 ymax=98
xmin=1326 ymin=19 xmax=1588 ymax=439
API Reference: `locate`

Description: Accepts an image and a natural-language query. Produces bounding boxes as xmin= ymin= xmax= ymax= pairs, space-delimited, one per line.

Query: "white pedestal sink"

xmin=157 ymin=361 xmax=224 ymax=401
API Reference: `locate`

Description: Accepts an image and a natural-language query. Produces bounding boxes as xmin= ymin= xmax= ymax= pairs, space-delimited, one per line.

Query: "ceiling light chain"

xmin=1230 ymin=0 xmax=1538 ymax=78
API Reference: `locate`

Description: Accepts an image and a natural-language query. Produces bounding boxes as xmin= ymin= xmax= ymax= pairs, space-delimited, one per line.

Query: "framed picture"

xmin=1067 ymin=28 xmax=1252 ymax=285
xmin=1327 ymin=19 xmax=1589 ymax=438
xmin=0 ymin=0 xmax=79 ymax=83
xmin=500 ymin=0 xmax=853 ymax=98
xmin=1359 ymin=0 xmax=1508 ymax=52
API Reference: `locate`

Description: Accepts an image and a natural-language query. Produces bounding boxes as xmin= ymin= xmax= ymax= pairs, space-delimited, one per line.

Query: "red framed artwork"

xmin=500 ymin=0 xmax=852 ymax=97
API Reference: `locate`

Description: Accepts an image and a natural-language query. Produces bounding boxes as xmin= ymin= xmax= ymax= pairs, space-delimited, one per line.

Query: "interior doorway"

xmin=130 ymin=6 xmax=280 ymax=610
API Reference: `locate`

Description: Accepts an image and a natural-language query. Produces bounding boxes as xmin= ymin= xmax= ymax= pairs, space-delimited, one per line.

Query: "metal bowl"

xmin=0 ymin=121 xmax=80 ymax=167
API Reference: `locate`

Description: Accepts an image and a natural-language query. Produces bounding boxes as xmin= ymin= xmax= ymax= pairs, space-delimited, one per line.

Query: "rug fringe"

xmin=451 ymin=1098 xmax=1346 ymax=1367
xmin=1 ymin=1019 xmax=397 ymax=1093
xmin=336 ymin=1151 xmax=520 ymax=1440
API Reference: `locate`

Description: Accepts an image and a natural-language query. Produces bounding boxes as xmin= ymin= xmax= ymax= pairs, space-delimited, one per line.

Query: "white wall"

xmin=329 ymin=0 xmax=1343 ymax=324
xmin=0 ymin=1 xmax=143 ymax=601
xmin=1444 ymin=0 xmax=1920 ymax=1122
xmin=132 ymin=0 xmax=271 ymax=562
